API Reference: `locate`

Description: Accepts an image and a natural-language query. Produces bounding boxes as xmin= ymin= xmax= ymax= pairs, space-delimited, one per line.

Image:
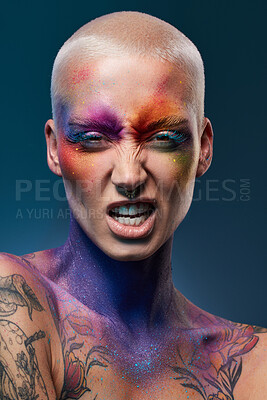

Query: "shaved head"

xmin=51 ymin=11 xmax=205 ymax=130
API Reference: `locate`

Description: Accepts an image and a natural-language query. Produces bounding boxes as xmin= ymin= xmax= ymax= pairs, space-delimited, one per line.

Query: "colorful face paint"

xmin=54 ymin=55 xmax=199 ymax=262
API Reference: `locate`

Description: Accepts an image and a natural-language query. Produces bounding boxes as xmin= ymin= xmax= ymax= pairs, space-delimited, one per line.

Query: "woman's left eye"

xmin=150 ymin=131 xmax=188 ymax=148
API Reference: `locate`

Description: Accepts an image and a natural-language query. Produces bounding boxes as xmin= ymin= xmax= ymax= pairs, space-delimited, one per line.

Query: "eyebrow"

xmin=67 ymin=115 xmax=191 ymax=136
xmin=138 ymin=116 xmax=191 ymax=133
xmin=67 ymin=116 xmax=123 ymax=136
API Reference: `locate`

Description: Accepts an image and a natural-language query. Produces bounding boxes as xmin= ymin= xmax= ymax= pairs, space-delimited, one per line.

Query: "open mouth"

xmin=108 ymin=202 xmax=155 ymax=227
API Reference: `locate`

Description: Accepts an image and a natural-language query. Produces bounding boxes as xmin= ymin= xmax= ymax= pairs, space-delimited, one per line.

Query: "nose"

xmin=111 ymin=155 xmax=148 ymax=194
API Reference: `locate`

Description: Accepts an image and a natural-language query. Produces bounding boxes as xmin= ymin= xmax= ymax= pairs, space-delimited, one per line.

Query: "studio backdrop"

xmin=0 ymin=0 xmax=266 ymax=327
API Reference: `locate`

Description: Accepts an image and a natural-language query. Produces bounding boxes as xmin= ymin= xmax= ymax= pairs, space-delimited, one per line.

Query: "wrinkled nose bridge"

xmin=111 ymin=151 xmax=147 ymax=190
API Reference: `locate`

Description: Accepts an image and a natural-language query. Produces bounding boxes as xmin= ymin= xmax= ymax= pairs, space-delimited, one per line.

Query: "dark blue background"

xmin=1 ymin=0 xmax=266 ymax=326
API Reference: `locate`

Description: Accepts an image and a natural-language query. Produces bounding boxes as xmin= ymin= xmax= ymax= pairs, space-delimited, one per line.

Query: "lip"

xmin=106 ymin=198 xmax=157 ymax=239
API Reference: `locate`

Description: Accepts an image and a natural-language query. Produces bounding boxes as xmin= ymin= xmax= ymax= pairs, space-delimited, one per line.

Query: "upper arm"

xmin=234 ymin=327 xmax=267 ymax=400
xmin=249 ymin=333 xmax=267 ymax=399
xmin=0 ymin=253 xmax=58 ymax=399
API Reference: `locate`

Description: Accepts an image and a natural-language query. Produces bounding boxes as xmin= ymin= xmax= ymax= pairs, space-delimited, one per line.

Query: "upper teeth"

xmin=111 ymin=202 xmax=151 ymax=216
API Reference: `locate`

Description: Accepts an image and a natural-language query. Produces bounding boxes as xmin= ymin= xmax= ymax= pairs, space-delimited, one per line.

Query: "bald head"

xmin=51 ymin=11 xmax=205 ymax=129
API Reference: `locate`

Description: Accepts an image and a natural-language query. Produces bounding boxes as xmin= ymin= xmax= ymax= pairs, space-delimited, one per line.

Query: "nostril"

xmin=116 ymin=184 xmax=142 ymax=198
xmin=111 ymin=159 xmax=148 ymax=195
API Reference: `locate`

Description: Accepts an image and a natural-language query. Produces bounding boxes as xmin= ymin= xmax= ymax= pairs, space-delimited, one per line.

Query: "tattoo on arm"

xmin=0 ymin=273 xmax=49 ymax=399
xmin=0 ymin=274 xmax=44 ymax=320
xmin=0 ymin=321 xmax=48 ymax=400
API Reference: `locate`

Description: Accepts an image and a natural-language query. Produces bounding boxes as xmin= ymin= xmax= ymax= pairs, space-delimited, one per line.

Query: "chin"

xmin=101 ymin=241 xmax=158 ymax=262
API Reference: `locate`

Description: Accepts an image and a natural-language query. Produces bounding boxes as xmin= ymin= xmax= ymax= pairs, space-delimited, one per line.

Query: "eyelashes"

xmin=66 ymin=131 xmax=103 ymax=143
xmin=159 ymin=132 xmax=186 ymax=142
xmin=65 ymin=131 xmax=109 ymax=151
xmin=65 ymin=129 xmax=190 ymax=150
xmin=151 ymin=131 xmax=188 ymax=146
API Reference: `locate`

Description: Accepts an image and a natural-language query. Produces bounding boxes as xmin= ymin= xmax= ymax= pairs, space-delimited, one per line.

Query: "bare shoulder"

xmin=0 ymin=250 xmax=41 ymax=274
xmin=0 ymin=252 xmax=58 ymax=399
xmin=236 ymin=323 xmax=267 ymax=398
xmin=212 ymin=316 xmax=267 ymax=399
xmin=200 ymin=311 xmax=267 ymax=369
xmin=0 ymin=251 xmax=51 ymax=314
xmin=180 ymin=306 xmax=267 ymax=399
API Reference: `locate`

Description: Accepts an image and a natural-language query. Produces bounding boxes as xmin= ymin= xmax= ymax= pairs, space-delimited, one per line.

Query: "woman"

xmin=0 ymin=11 xmax=266 ymax=400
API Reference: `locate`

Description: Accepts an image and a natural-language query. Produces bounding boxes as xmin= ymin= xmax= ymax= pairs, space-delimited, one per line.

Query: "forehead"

xmin=58 ymin=55 xmax=194 ymax=127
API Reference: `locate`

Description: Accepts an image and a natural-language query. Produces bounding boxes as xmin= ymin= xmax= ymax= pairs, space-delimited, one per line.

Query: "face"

xmin=46 ymin=55 xmax=213 ymax=261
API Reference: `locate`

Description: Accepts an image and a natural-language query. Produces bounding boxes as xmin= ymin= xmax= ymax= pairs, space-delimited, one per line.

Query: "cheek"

xmin=149 ymin=149 xmax=197 ymax=185
xmin=171 ymin=151 xmax=197 ymax=179
xmin=147 ymin=149 xmax=197 ymax=212
xmin=57 ymin=141 xmax=103 ymax=201
xmin=58 ymin=141 xmax=96 ymax=181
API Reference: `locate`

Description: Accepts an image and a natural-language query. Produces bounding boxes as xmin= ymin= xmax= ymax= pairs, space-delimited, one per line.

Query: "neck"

xmin=51 ymin=213 xmax=188 ymax=334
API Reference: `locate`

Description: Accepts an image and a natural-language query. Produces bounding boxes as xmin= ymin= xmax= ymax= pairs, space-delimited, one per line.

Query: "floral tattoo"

xmin=170 ymin=315 xmax=267 ymax=399
xmin=0 ymin=273 xmax=48 ymax=399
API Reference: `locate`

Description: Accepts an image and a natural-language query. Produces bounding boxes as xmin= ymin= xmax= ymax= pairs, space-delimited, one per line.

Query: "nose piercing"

xmin=117 ymin=186 xmax=140 ymax=199
xmin=124 ymin=188 xmax=138 ymax=199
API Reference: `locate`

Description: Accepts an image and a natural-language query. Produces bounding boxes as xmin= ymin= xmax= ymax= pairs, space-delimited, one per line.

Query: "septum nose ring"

xmin=117 ymin=185 xmax=141 ymax=199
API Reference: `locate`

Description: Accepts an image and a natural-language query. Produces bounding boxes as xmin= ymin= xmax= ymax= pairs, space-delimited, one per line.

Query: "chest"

xmin=46 ymin=288 xmax=261 ymax=400
xmin=51 ymin=322 xmax=247 ymax=400
xmin=49 ymin=305 xmax=206 ymax=399
xmin=53 ymin=342 xmax=204 ymax=400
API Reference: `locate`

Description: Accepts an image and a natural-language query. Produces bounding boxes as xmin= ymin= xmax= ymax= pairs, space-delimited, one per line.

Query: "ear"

xmin=196 ymin=117 xmax=214 ymax=178
xmin=44 ymin=119 xmax=62 ymax=177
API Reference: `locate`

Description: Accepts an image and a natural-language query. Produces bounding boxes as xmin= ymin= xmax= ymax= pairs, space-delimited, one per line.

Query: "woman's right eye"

xmin=81 ymin=133 xmax=103 ymax=142
xmin=66 ymin=131 xmax=108 ymax=148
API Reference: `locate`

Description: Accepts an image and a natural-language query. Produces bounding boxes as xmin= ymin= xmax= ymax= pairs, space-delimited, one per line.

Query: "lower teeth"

xmin=113 ymin=213 xmax=149 ymax=226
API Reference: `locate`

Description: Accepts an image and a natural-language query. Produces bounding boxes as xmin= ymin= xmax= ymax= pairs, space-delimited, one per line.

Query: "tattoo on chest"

xmin=47 ymin=286 xmax=267 ymax=400
xmin=0 ymin=264 xmax=266 ymax=400
xmin=46 ymin=287 xmax=113 ymax=400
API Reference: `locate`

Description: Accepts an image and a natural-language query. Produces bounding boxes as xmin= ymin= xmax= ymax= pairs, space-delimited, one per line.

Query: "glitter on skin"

xmin=38 ymin=44 xmax=256 ymax=398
